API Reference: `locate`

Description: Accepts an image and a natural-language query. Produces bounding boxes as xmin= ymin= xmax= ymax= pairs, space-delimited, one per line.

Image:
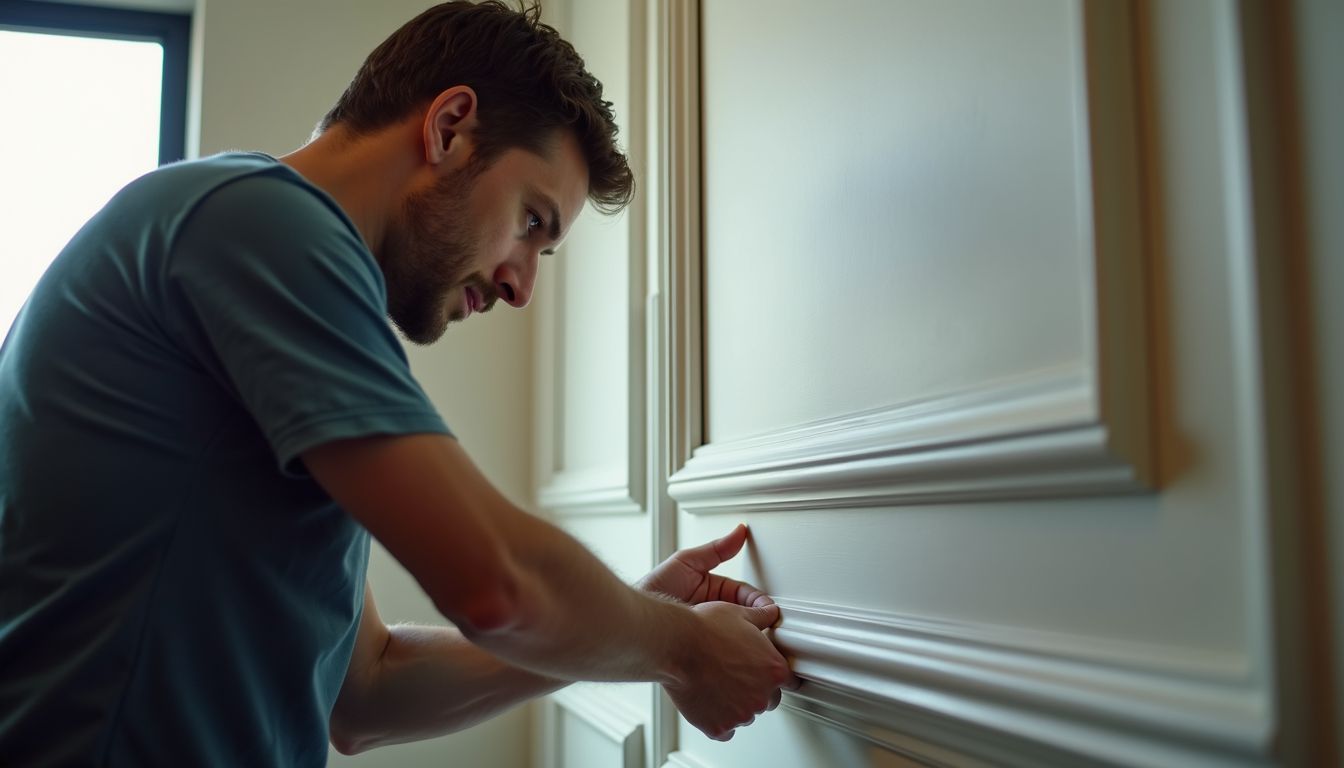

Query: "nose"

xmin=493 ymin=252 xmax=538 ymax=309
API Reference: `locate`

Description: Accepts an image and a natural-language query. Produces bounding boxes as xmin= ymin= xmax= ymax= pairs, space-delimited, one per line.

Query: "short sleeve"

xmin=162 ymin=172 xmax=450 ymax=475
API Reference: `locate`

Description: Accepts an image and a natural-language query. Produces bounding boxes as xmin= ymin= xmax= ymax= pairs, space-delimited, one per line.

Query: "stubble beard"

xmin=384 ymin=167 xmax=495 ymax=346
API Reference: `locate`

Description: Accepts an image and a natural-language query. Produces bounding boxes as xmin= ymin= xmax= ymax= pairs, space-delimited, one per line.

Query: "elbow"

xmin=329 ymin=720 xmax=373 ymax=756
xmin=329 ymin=735 xmax=361 ymax=757
xmin=435 ymin=560 xmax=527 ymax=637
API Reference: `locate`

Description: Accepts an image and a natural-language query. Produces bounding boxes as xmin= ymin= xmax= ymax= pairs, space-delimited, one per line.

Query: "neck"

xmin=279 ymin=123 xmax=420 ymax=260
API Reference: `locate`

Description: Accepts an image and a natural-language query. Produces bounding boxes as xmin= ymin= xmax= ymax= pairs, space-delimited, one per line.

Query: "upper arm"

xmin=165 ymin=175 xmax=448 ymax=475
xmin=332 ymin=582 xmax=388 ymax=734
xmin=303 ymin=433 xmax=524 ymax=632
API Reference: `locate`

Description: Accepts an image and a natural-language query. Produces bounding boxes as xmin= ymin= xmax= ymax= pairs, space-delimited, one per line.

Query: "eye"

xmin=526 ymin=210 xmax=544 ymax=234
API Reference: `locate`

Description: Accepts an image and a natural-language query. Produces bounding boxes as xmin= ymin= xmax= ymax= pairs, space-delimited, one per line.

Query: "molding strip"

xmin=551 ymin=687 xmax=646 ymax=768
xmin=540 ymin=467 xmax=644 ymax=516
xmin=662 ymin=751 xmax=715 ymax=768
xmin=770 ymin=598 xmax=1273 ymax=767
xmin=669 ymin=366 xmax=1149 ymax=514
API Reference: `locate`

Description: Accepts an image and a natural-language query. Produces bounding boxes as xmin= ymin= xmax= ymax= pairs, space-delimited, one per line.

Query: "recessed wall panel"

xmin=555 ymin=0 xmax=634 ymax=475
xmin=702 ymin=0 xmax=1088 ymax=443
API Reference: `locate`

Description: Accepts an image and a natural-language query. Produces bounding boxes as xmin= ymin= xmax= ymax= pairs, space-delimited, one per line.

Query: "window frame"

xmin=0 ymin=0 xmax=191 ymax=164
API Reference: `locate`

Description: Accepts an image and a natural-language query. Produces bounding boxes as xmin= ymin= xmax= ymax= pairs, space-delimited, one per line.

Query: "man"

xmin=0 ymin=2 xmax=798 ymax=765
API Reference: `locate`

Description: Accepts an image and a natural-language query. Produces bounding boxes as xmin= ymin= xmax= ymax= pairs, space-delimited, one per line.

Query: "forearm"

xmin=331 ymin=623 xmax=567 ymax=755
xmin=466 ymin=505 xmax=693 ymax=684
xmin=306 ymin=435 xmax=696 ymax=688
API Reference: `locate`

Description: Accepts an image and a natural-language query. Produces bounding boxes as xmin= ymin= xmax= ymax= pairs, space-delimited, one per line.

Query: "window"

xmin=0 ymin=0 xmax=189 ymax=337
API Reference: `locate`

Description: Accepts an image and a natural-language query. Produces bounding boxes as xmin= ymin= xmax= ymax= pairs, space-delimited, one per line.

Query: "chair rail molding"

xmin=771 ymin=597 xmax=1272 ymax=768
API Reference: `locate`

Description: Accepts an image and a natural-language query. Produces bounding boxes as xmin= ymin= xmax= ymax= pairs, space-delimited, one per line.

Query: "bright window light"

xmin=0 ymin=29 xmax=163 ymax=338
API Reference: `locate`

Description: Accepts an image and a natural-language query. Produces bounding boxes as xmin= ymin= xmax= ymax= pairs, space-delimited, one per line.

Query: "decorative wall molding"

xmin=539 ymin=466 xmax=644 ymax=516
xmin=645 ymin=0 xmax=702 ymax=759
xmin=668 ymin=365 xmax=1151 ymax=514
xmin=546 ymin=687 xmax=646 ymax=768
xmin=771 ymin=598 xmax=1273 ymax=768
xmin=659 ymin=0 xmax=703 ymax=478
xmin=668 ymin=0 xmax=1154 ymax=512
xmin=661 ymin=751 xmax=714 ymax=768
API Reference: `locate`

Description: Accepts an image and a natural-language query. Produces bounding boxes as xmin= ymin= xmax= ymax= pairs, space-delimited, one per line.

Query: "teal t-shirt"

xmin=0 ymin=153 xmax=450 ymax=766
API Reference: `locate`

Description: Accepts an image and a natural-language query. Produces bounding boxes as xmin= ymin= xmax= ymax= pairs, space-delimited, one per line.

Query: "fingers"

xmin=767 ymin=689 xmax=782 ymax=711
xmin=742 ymin=603 xmax=780 ymax=630
xmin=730 ymin=579 xmax=773 ymax=608
xmin=675 ymin=523 xmax=749 ymax=572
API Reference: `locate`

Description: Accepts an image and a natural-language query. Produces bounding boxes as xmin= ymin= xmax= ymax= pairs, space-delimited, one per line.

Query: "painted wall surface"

xmin=535 ymin=1 xmax=1339 ymax=767
xmin=702 ymin=0 xmax=1088 ymax=443
xmin=190 ymin=1 xmax=534 ymax=766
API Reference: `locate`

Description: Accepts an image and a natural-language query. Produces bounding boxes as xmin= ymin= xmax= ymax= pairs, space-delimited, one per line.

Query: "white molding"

xmin=646 ymin=0 xmax=701 ymax=761
xmin=669 ymin=365 xmax=1154 ymax=515
xmin=661 ymin=751 xmax=714 ymax=768
xmin=550 ymin=687 xmax=646 ymax=768
xmin=539 ymin=466 xmax=644 ymax=516
xmin=770 ymin=598 xmax=1273 ymax=768
xmin=661 ymin=0 xmax=702 ymax=478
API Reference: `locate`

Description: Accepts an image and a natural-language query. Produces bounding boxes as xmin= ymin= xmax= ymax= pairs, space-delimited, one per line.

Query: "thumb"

xmin=674 ymin=523 xmax=748 ymax=572
xmin=741 ymin=602 xmax=780 ymax=630
xmin=712 ymin=523 xmax=750 ymax=562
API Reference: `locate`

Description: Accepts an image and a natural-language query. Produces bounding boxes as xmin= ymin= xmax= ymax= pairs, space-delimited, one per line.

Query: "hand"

xmin=664 ymin=601 xmax=799 ymax=742
xmin=637 ymin=524 xmax=772 ymax=609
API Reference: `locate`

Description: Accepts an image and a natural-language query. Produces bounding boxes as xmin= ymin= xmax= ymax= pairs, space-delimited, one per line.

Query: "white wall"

xmin=190 ymin=1 xmax=534 ymax=766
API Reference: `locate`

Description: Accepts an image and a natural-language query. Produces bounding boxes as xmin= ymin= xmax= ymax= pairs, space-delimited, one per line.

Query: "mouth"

xmin=463 ymin=286 xmax=480 ymax=319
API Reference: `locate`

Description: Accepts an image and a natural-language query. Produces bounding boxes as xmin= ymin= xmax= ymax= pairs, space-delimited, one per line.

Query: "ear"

xmin=422 ymin=86 xmax=479 ymax=166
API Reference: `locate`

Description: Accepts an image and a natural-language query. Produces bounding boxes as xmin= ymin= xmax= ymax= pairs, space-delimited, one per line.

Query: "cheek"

xmin=478 ymin=221 xmax=517 ymax=267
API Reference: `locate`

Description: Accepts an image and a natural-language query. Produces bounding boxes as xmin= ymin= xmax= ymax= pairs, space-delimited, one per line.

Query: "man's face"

xmin=382 ymin=130 xmax=589 ymax=345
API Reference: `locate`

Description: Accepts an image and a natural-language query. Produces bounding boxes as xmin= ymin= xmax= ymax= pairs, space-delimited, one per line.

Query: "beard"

xmin=381 ymin=165 xmax=497 ymax=345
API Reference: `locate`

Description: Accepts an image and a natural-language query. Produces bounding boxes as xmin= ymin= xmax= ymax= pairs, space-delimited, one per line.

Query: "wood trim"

xmin=669 ymin=365 xmax=1150 ymax=515
xmin=662 ymin=751 xmax=714 ymax=768
xmin=538 ymin=467 xmax=645 ymax=516
xmin=648 ymin=0 xmax=701 ymax=760
xmin=663 ymin=0 xmax=702 ymax=479
xmin=768 ymin=597 xmax=1271 ymax=767
xmin=549 ymin=688 xmax=645 ymax=768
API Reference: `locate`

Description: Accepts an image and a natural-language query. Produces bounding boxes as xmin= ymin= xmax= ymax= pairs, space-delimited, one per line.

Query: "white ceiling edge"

xmin=26 ymin=0 xmax=195 ymax=14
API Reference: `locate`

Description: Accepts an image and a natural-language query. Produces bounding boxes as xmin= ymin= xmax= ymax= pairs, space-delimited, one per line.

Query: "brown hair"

xmin=320 ymin=1 xmax=633 ymax=214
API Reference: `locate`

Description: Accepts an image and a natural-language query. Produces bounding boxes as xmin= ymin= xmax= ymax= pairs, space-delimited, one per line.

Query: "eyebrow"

xmin=527 ymin=184 xmax=563 ymax=254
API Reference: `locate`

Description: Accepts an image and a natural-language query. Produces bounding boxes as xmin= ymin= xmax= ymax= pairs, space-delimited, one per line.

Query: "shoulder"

xmin=184 ymin=156 xmax=361 ymax=247
xmin=167 ymin=156 xmax=383 ymax=294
